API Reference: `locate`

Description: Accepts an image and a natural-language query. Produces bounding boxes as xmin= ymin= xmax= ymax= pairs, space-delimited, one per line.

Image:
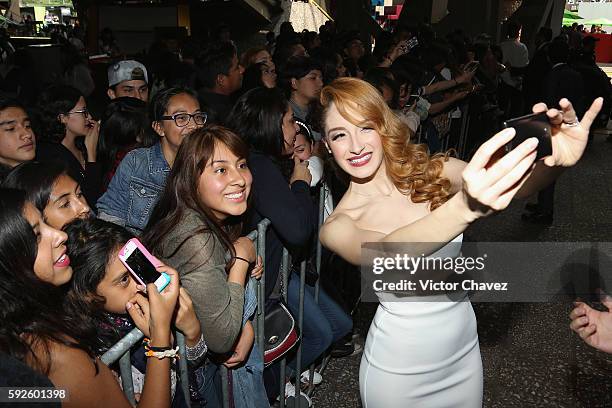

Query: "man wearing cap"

xmin=107 ymin=60 xmax=149 ymax=102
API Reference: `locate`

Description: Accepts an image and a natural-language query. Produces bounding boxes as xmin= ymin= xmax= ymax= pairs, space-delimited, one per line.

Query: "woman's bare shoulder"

xmin=320 ymin=207 xmax=387 ymax=265
xmin=45 ymin=342 xmax=129 ymax=408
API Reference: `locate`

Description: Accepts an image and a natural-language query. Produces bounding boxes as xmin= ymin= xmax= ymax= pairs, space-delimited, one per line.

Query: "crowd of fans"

xmin=0 ymin=17 xmax=611 ymax=408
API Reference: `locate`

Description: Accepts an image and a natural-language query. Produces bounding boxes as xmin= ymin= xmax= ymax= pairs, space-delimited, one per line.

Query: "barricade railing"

xmin=103 ymin=184 xmax=330 ymax=408
xmin=100 ymin=329 xmax=190 ymax=406
xmin=102 ymin=102 xmax=482 ymax=405
xmin=457 ymin=101 xmax=471 ymax=160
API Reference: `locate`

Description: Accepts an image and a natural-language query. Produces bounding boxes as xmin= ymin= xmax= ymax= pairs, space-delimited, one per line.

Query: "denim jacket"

xmin=232 ymin=278 xmax=269 ymax=408
xmin=96 ymin=142 xmax=170 ymax=233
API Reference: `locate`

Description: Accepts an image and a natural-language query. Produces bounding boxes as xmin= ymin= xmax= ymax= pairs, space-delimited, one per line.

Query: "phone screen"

xmin=125 ymin=247 xmax=160 ymax=284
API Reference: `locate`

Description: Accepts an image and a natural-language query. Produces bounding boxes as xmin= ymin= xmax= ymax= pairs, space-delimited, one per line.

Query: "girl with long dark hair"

xmin=64 ymin=217 xmax=205 ymax=407
xmin=2 ymin=161 xmax=90 ymax=229
xmin=0 ymin=187 xmax=180 ymax=407
xmin=142 ymin=126 xmax=266 ymax=407
xmin=227 ymin=87 xmax=352 ymax=405
xmin=35 ymin=85 xmax=102 ymax=206
xmin=97 ymin=86 xmax=205 ymax=233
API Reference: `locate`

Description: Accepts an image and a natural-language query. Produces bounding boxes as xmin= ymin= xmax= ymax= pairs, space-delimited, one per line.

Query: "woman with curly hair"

xmin=318 ymin=77 xmax=602 ymax=407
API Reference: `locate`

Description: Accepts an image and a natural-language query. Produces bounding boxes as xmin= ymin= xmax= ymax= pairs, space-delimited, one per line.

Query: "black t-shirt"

xmin=0 ymin=352 xmax=61 ymax=408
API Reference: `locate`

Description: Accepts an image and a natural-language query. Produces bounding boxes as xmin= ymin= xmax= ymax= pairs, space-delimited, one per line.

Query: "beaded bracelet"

xmin=143 ymin=338 xmax=180 ymax=360
xmin=185 ymin=334 xmax=208 ymax=361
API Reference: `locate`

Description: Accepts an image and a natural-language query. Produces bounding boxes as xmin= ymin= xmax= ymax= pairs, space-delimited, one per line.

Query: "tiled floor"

xmin=310 ymin=133 xmax=612 ymax=408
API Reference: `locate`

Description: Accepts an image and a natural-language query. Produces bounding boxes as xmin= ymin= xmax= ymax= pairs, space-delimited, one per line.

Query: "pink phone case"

xmin=118 ymin=238 xmax=168 ymax=291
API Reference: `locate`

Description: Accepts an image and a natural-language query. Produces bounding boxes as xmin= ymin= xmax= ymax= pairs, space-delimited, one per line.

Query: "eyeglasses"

xmin=65 ymin=109 xmax=91 ymax=118
xmin=160 ymin=112 xmax=208 ymax=127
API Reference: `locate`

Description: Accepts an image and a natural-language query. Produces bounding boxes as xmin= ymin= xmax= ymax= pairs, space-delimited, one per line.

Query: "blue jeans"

xmin=286 ymin=274 xmax=353 ymax=371
xmin=194 ymin=363 xmax=221 ymax=407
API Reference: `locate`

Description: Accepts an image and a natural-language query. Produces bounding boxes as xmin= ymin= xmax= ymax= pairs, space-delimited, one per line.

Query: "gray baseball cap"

xmin=108 ymin=60 xmax=148 ymax=87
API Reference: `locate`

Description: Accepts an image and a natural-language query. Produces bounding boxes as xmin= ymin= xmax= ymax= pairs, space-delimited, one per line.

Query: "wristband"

xmin=186 ymin=334 xmax=208 ymax=361
xmin=143 ymin=337 xmax=171 ymax=351
xmin=145 ymin=347 xmax=179 ymax=359
xmin=143 ymin=337 xmax=179 ymax=359
xmin=233 ymin=256 xmax=252 ymax=265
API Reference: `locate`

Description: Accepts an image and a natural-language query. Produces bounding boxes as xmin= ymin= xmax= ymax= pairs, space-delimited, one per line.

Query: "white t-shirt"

xmin=499 ymin=39 xmax=529 ymax=89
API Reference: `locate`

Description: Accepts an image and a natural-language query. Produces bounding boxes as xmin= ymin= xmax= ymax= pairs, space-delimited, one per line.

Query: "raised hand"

xmin=84 ymin=119 xmax=100 ymax=162
xmin=126 ymin=292 xmax=151 ymax=338
xmin=290 ymin=156 xmax=312 ymax=185
xmin=127 ymin=264 xmax=180 ymax=346
xmin=570 ymin=297 xmax=612 ymax=354
xmin=533 ymin=97 xmax=603 ymax=167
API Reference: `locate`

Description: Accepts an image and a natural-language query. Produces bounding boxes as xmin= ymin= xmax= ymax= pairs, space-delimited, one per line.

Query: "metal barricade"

xmin=221 ymin=185 xmax=330 ymax=408
xmin=100 ymin=329 xmax=190 ymax=406
xmin=103 ymin=184 xmax=329 ymax=408
xmin=458 ymin=101 xmax=471 ymax=160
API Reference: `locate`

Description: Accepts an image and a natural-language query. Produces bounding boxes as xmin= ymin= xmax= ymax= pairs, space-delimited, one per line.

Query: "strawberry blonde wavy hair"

xmin=320 ymin=77 xmax=451 ymax=210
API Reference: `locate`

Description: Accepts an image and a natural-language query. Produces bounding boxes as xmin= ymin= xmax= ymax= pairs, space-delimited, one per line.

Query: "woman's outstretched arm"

xmin=321 ymin=122 xmax=541 ymax=265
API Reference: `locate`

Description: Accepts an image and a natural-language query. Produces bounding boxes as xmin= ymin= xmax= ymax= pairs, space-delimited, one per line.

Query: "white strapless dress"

xmin=360 ymin=234 xmax=483 ymax=408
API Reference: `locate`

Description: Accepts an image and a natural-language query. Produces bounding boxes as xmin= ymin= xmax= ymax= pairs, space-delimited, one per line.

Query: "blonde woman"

xmin=318 ymin=77 xmax=602 ymax=407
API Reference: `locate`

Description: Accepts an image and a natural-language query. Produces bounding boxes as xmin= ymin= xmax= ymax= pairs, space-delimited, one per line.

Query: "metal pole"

xmin=220 ymin=365 xmax=230 ymax=408
xmin=306 ymin=185 xmax=327 ymax=395
xmin=176 ymin=332 xmax=191 ymax=407
xmin=278 ymin=248 xmax=291 ymax=408
xmin=314 ymin=184 xmax=325 ymax=304
xmin=256 ymin=219 xmax=271 ymax=358
xmin=294 ymin=260 xmax=307 ymax=408
xmin=119 ymin=351 xmax=135 ymax=406
xmin=459 ymin=102 xmax=470 ymax=160
xmin=101 ymin=327 xmax=144 ymax=365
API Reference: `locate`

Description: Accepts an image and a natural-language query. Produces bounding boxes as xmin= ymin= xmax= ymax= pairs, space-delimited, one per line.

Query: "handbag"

xmin=263 ymin=299 xmax=299 ymax=366
xmin=263 ymin=259 xmax=300 ymax=366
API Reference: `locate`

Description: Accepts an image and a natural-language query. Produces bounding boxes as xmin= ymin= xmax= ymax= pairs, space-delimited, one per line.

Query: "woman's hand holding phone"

xmin=532 ymin=97 xmax=603 ymax=167
xmin=457 ymin=127 xmax=539 ymax=221
xmin=454 ymin=96 xmax=603 ymax=222
xmin=127 ymin=264 xmax=180 ymax=346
